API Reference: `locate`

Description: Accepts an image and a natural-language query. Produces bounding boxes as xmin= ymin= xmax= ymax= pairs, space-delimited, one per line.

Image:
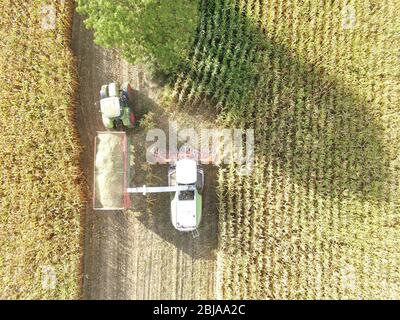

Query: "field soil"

xmin=72 ymin=13 xmax=217 ymax=299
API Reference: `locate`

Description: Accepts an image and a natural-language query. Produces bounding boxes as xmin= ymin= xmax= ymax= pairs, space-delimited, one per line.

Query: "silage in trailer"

xmin=93 ymin=132 xmax=130 ymax=210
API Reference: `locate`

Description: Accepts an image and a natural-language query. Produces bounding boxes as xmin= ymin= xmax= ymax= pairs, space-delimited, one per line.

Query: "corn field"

xmin=0 ymin=0 xmax=84 ymax=299
xmin=173 ymin=0 xmax=400 ymax=299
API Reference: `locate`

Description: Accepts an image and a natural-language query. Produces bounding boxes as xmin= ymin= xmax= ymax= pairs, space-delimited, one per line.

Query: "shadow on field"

xmin=177 ymin=2 xmax=388 ymax=202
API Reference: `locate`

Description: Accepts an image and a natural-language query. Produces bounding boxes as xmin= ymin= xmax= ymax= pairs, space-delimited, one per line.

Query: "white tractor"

xmin=168 ymin=158 xmax=204 ymax=231
xmin=99 ymin=82 xmax=136 ymax=130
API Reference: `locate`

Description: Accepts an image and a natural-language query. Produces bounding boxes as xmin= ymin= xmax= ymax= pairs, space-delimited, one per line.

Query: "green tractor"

xmin=99 ymin=82 xmax=136 ymax=129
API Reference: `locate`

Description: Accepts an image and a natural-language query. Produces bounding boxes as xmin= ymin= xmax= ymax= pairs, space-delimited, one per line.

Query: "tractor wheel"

xmin=102 ymin=115 xmax=114 ymax=130
xmin=195 ymin=169 xmax=205 ymax=196
xmin=128 ymin=111 xmax=136 ymax=128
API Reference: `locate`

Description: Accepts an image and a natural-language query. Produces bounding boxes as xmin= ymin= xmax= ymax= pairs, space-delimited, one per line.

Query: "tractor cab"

xmin=99 ymin=82 xmax=136 ymax=129
xmin=100 ymin=97 xmax=121 ymax=118
xmin=169 ymin=158 xmax=204 ymax=231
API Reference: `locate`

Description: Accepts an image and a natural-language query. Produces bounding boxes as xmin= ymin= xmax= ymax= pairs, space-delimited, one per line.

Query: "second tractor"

xmin=99 ymin=82 xmax=136 ymax=129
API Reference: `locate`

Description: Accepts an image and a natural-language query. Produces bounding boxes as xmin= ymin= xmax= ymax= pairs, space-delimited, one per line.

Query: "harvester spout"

xmin=127 ymin=185 xmax=195 ymax=195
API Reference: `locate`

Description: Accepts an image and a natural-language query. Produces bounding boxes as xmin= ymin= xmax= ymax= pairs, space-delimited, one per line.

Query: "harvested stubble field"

xmin=173 ymin=0 xmax=400 ymax=299
xmin=0 ymin=1 xmax=84 ymax=299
